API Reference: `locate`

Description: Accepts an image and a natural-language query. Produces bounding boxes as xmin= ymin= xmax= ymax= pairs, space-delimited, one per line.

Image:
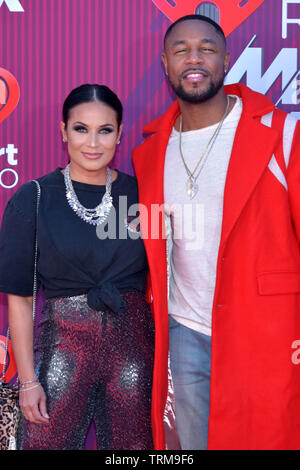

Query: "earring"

xmin=62 ymin=137 xmax=66 ymax=143
xmin=117 ymin=140 xmax=120 ymax=145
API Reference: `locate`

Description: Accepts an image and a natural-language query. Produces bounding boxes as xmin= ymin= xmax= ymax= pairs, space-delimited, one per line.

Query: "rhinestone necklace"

xmin=179 ymin=95 xmax=230 ymax=199
xmin=64 ymin=164 xmax=113 ymax=226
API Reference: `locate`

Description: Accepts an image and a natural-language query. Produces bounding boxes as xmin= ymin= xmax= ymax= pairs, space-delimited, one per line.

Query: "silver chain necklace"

xmin=179 ymin=96 xmax=230 ymax=199
xmin=64 ymin=164 xmax=113 ymax=226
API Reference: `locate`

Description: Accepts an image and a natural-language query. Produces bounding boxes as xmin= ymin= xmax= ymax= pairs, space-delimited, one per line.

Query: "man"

xmin=132 ymin=15 xmax=300 ymax=450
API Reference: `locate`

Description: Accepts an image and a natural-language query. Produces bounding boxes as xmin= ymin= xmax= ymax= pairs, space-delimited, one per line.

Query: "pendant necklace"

xmin=64 ymin=164 xmax=113 ymax=226
xmin=179 ymin=96 xmax=230 ymax=199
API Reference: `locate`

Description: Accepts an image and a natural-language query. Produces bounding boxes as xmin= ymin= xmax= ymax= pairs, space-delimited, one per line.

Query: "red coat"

xmin=132 ymin=83 xmax=300 ymax=450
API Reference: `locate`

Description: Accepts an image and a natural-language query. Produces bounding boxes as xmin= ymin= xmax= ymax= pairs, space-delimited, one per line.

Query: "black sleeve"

xmin=0 ymin=182 xmax=37 ymax=296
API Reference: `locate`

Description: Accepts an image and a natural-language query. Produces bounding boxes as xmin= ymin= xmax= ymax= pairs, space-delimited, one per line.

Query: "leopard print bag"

xmin=0 ymin=382 xmax=20 ymax=450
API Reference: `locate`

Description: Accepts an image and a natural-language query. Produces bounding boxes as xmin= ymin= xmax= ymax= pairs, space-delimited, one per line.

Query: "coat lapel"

xmin=133 ymin=130 xmax=171 ymax=281
xmin=133 ymin=102 xmax=180 ymax=244
xmin=219 ymin=97 xmax=280 ymax=250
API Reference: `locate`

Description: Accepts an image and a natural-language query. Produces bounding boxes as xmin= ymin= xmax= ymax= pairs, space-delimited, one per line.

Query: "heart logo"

xmin=0 ymin=67 xmax=20 ymax=124
xmin=0 ymin=334 xmax=17 ymax=382
xmin=152 ymin=0 xmax=265 ymax=37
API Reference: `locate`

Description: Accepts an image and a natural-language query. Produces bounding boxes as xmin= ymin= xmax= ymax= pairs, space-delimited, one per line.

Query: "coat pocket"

xmin=257 ymin=271 xmax=300 ymax=295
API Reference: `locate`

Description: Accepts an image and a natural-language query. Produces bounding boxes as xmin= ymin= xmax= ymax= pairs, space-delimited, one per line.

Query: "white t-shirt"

xmin=164 ymin=96 xmax=243 ymax=336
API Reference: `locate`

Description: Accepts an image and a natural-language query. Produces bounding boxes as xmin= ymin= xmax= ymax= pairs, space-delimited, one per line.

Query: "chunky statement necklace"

xmin=179 ymin=96 xmax=230 ymax=199
xmin=64 ymin=163 xmax=113 ymax=226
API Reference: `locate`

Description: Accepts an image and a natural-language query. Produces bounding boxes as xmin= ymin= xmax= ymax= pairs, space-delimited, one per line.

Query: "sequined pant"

xmin=17 ymin=292 xmax=154 ymax=450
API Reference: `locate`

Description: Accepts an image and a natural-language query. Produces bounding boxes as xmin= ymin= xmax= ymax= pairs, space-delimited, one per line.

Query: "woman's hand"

xmin=19 ymin=384 xmax=50 ymax=425
xmin=7 ymin=295 xmax=50 ymax=425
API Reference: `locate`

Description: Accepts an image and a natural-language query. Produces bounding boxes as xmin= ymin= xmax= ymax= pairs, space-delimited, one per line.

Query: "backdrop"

xmin=0 ymin=0 xmax=299 ymax=448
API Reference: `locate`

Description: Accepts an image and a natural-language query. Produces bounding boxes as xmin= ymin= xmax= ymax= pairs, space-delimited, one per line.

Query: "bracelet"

xmin=19 ymin=383 xmax=41 ymax=393
xmin=19 ymin=379 xmax=39 ymax=389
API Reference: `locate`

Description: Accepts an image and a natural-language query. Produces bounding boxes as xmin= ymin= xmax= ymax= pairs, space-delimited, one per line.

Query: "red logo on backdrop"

xmin=0 ymin=67 xmax=20 ymax=124
xmin=152 ymin=0 xmax=265 ymax=37
xmin=0 ymin=334 xmax=17 ymax=382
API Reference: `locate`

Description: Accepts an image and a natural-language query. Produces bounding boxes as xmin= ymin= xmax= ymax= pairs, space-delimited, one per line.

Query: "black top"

xmin=0 ymin=168 xmax=147 ymax=313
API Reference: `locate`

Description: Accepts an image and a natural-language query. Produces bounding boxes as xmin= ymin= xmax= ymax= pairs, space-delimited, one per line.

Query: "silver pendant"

xmin=186 ymin=178 xmax=199 ymax=199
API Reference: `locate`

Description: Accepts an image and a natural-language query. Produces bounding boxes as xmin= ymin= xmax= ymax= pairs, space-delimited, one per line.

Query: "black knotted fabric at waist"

xmin=87 ymin=282 xmax=125 ymax=313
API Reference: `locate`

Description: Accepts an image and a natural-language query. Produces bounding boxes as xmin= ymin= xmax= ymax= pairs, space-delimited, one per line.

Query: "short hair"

xmin=62 ymin=84 xmax=123 ymax=128
xmin=164 ymin=14 xmax=226 ymax=49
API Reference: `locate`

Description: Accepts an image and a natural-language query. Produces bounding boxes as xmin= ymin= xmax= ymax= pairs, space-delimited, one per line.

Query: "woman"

xmin=0 ymin=84 xmax=154 ymax=450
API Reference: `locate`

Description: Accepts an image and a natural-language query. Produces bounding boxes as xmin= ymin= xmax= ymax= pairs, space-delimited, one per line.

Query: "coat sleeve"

xmin=287 ymin=119 xmax=300 ymax=244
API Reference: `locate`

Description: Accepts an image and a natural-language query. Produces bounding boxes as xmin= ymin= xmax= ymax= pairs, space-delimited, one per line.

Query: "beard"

xmin=169 ymin=71 xmax=225 ymax=104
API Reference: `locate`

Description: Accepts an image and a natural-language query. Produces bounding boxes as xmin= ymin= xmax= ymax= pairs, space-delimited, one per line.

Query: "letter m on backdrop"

xmin=0 ymin=0 xmax=24 ymax=12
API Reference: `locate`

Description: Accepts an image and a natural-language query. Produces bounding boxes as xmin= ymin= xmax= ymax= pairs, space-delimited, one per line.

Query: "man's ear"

xmin=224 ymin=51 xmax=230 ymax=73
xmin=161 ymin=52 xmax=168 ymax=76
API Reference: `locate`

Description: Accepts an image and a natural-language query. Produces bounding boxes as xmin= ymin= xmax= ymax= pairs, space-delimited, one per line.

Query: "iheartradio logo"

xmin=0 ymin=334 xmax=17 ymax=382
xmin=0 ymin=67 xmax=20 ymax=124
xmin=152 ymin=0 xmax=265 ymax=37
